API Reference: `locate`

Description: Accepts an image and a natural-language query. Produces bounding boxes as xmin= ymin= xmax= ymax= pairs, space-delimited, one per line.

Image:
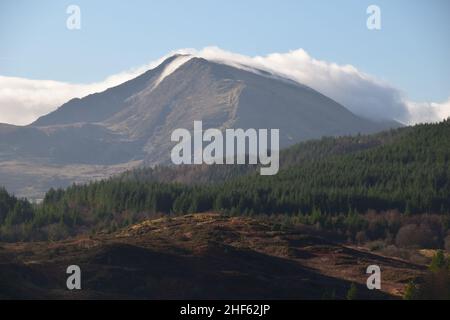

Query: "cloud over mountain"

xmin=0 ymin=47 xmax=448 ymax=125
xmin=0 ymin=55 xmax=171 ymax=125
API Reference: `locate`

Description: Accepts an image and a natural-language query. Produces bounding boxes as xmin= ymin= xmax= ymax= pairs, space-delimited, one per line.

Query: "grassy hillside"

xmin=0 ymin=214 xmax=423 ymax=299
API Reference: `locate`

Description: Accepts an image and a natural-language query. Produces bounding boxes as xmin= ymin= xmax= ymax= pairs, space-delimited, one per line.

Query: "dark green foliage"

xmin=0 ymin=187 xmax=33 ymax=226
xmin=346 ymin=283 xmax=358 ymax=300
xmin=0 ymin=187 xmax=35 ymax=241
xmin=217 ymin=120 xmax=450 ymax=215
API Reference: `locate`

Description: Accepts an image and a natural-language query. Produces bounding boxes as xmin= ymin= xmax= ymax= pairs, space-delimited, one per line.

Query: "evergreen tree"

xmin=346 ymin=283 xmax=358 ymax=300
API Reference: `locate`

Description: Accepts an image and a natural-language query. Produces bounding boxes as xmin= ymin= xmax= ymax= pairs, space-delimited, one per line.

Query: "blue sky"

xmin=0 ymin=0 xmax=449 ymax=102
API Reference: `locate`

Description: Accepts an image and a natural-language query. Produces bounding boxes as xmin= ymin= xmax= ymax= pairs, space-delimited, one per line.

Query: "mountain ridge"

xmin=0 ymin=54 xmax=401 ymax=199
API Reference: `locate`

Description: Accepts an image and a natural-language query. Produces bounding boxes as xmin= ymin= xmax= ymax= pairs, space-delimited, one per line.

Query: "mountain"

xmin=0 ymin=54 xmax=399 ymax=199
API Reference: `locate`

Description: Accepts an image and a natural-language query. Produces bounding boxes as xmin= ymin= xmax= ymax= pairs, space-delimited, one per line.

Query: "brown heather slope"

xmin=0 ymin=214 xmax=425 ymax=299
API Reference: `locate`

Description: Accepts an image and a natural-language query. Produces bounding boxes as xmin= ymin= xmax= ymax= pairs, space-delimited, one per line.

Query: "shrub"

xmin=395 ymin=224 xmax=438 ymax=248
xmin=403 ymin=281 xmax=418 ymax=300
xmin=355 ymin=231 xmax=367 ymax=244
xmin=429 ymin=250 xmax=447 ymax=272
xmin=346 ymin=283 xmax=358 ymax=300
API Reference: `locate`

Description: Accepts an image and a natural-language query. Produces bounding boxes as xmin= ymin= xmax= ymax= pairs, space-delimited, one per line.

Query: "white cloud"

xmin=0 ymin=47 xmax=448 ymax=126
xmin=187 ymin=47 xmax=449 ymax=125
xmin=0 ymin=53 xmax=173 ymax=125
xmin=404 ymin=99 xmax=450 ymax=124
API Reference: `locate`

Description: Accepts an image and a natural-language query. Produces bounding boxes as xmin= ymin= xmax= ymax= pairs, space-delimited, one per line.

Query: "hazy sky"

xmin=1 ymin=0 xmax=449 ymax=101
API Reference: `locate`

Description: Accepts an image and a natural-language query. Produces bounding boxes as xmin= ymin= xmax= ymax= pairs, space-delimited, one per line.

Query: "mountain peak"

xmin=0 ymin=52 xmax=400 ymax=198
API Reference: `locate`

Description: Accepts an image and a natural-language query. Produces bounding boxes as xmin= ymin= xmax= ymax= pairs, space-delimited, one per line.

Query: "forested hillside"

xmin=122 ymin=125 xmax=406 ymax=184
xmin=216 ymin=120 xmax=449 ymax=215
xmin=0 ymin=119 xmax=449 ymax=243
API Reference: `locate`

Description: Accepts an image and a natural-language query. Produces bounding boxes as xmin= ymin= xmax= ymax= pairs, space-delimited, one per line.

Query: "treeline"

xmin=0 ymin=187 xmax=33 ymax=227
xmin=121 ymin=124 xmax=405 ymax=185
xmin=268 ymin=210 xmax=450 ymax=255
xmin=0 ymin=181 xmax=193 ymax=241
xmin=0 ymin=120 xmax=449 ymax=242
